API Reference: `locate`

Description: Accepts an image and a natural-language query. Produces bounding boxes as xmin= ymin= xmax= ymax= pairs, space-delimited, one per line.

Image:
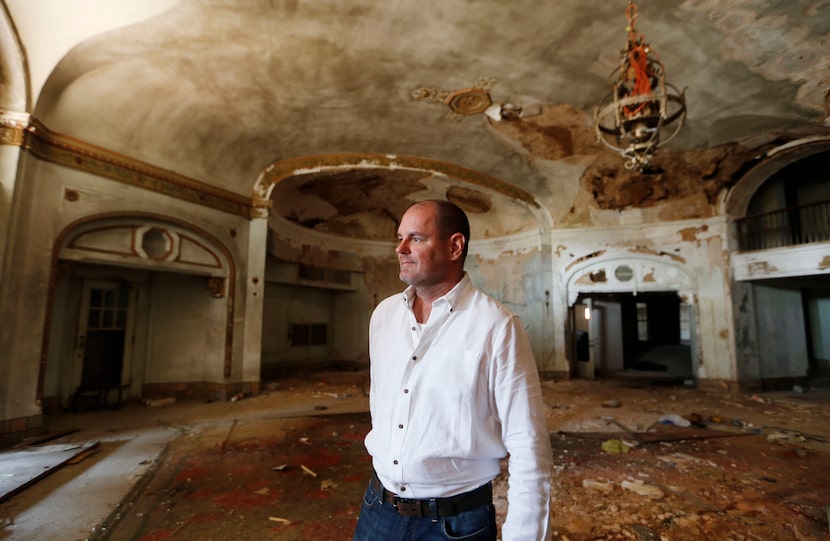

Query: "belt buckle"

xmin=394 ymin=498 xmax=424 ymax=517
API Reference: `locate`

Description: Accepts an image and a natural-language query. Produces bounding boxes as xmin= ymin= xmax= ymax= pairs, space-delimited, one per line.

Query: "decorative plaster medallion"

xmin=411 ymin=78 xmax=498 ymax=120
xmin=445 ymin=87 xmax=493 ymax=116
xmin=615 ymin=264 xmax=634 ymax=281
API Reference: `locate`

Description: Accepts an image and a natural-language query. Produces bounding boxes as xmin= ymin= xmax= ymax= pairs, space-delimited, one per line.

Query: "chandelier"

xmin=594 ymin=1 xmax=687 ymax=171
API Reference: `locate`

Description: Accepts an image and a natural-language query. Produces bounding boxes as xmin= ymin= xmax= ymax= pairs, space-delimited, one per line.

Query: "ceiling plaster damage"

xmin=271 ymin=167 xmax=531 ymax=241
xmin=8 ymin=0 xmax=830 ymax=244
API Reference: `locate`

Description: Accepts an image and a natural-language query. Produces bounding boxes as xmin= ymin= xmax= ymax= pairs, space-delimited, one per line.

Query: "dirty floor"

xmin=2 ymin=370 xmax=830 ymax=541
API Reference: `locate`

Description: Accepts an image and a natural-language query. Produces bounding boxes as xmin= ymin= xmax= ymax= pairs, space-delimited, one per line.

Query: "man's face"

xmin=395 ymin=203 xmax=454 ymax=288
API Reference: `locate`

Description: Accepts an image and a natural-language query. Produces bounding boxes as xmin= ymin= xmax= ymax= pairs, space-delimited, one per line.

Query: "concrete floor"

xmin=2 ymin=370 xmax=830 ymax=540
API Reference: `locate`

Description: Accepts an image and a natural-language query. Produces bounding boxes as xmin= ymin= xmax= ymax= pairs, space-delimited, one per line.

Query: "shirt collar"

xmin=402 ymin=273 xmax=470 ymax=312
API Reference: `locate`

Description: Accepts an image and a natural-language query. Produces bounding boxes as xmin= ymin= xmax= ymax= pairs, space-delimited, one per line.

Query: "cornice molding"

xmin=3 ymin=116 xmax=543 ymax=223
xmin=1 ymin=114 xmax=255 ymax=218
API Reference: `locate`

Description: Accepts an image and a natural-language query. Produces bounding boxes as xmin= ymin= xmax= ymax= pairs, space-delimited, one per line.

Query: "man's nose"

xmin=396 ymin=239 xmax=408 ymax=254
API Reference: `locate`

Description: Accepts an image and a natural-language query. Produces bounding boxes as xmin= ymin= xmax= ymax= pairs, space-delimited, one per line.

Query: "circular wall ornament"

xmin=615 ymin=264 xmax=634 ymax=281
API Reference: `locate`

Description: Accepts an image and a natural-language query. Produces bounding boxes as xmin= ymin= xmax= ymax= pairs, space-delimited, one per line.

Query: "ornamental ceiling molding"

xmin=411 ymin=77 xmax=498 ymax=121
xmin=5 ymin=116 xmax=254 ymax=218
xmin=253 ymin=152 xmax=540 ymax=220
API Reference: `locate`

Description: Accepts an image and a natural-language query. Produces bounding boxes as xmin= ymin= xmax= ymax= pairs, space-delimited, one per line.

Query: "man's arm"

xmin=493 ymin=316 xmax=552 ymax=540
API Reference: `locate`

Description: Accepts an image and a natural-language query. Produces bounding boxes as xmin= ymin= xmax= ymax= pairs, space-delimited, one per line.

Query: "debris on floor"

xmin=2 ymin=371 xmax=829 ymax=541
xmin=0 ymin=441 xmax=100 ymax=503
xmin=142 ymin=396 xmax=176 ymax=407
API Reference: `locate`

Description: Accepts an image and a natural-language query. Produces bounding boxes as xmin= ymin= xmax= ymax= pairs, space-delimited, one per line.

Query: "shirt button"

xmin=393 ymin=460 xmax=398 ymax=465
xmin=411 ymin=326 xmax=416 ymax=331
xmin=404 ymin=389 xmax=409 ymax=394
xmin=398 ymin=424 xmax=404 ymax=429
xmin=400 ymin=487 xmax=407 ymax=492
xmin=412 ymin=355 xmax=417 ymax=361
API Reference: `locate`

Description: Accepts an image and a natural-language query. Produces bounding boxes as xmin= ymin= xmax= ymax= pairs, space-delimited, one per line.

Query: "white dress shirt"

xmin=364 ymin=274 xmax=552 ymax=540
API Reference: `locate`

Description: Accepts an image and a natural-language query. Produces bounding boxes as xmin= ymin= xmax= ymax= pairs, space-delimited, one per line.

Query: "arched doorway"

xmin=41 ymin=215 xmax=234 ymax=412
xmin=565 ymin=256 xmax=696 ymax=382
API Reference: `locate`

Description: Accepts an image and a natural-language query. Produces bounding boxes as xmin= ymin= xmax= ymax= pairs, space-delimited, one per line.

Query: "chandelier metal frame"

xmin=594 ymin=1 xmax=687 ymax=171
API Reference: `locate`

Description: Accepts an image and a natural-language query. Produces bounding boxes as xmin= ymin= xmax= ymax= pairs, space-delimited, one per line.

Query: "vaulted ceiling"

xmin=10 ymin=0 xmax=830 ymax=241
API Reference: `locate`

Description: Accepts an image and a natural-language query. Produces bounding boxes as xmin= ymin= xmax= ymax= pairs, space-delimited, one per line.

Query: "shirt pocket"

xmin=425 ymin=346 xmax=484 ymax=398
xmin=410 ymin=348 xmax=485 ymax=457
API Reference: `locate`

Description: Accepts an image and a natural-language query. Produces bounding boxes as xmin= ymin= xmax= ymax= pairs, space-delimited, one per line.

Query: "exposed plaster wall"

xmin=468 ymin=246 xmax=550 ymax=372
xmin=732 ymin=243 xmax=830 ymax=281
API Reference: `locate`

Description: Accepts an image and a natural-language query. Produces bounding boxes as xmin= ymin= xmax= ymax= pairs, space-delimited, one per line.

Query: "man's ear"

xmin=448 ymin=232 xmax=465 ymax=261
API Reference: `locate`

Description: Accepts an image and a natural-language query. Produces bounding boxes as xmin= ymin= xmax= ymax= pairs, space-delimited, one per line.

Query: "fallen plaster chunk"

xmin=301 ymin=464 xmax=318 ymax=478
xmin=268 ymin=516 xmax=291 ymax=525
xmin=143 ymin=397 xmax=175 ymax=407
xmin=668 ymin=452 xmax=719 ymax=468
xmin=621 ymin=480 xmax=664 ymax=499
xmin=582 ymin=479 xmax=614 ymax=493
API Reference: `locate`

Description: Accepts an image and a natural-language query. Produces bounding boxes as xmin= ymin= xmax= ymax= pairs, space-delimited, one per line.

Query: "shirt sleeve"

xmin=493 ymin=315 xmax=552 ymax=541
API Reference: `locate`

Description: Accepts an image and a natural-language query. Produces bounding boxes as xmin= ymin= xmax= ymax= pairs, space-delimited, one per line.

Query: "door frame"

xmin=70 ymin=279 xmax=137 ymax=408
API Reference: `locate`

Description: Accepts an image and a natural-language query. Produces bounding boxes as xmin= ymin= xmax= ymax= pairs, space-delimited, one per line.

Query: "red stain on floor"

xmin=101 ymin=412 xmax=372 ymax=540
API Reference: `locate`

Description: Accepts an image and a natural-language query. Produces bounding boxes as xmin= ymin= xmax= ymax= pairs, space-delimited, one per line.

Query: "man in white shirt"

xmin=353 ymin=200 xmax=552 ymax=541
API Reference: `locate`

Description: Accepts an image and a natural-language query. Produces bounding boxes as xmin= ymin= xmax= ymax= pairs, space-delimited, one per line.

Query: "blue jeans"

xmin=352 ymin=479 xmax=497 ymax=541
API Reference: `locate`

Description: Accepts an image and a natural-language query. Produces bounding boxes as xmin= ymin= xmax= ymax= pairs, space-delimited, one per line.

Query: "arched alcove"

xmin=39 ymin=214 xmax=236 ymax=410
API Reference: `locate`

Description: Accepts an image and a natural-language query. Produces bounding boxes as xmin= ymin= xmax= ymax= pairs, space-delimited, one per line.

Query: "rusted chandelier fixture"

xmin=594 ymin=0 xmax=687 ymax=171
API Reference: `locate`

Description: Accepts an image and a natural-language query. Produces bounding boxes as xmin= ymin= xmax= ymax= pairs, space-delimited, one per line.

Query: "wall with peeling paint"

xmin=263 ymin=222 xmax=553 ymax=373
xmin=546 ymin=215 xmax=731 ymax=380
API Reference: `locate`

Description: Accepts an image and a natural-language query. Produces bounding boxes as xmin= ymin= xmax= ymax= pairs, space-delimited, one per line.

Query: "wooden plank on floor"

xmin=0 ymin=441 xmax=100 ymax=503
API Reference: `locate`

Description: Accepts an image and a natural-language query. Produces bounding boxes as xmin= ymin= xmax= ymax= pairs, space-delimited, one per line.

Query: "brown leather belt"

xmin=370 ymin=471 xmax=492 ymax=519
